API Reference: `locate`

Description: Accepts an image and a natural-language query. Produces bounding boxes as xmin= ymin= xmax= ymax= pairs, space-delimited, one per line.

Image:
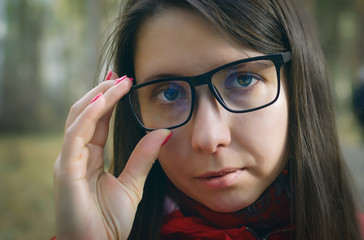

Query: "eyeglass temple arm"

xmin=282 ymin=51 xmax=292 ymax=63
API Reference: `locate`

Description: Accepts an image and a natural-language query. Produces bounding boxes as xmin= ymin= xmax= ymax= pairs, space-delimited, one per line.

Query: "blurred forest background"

xmin=0 ymin=0 xmax=363 ymax=239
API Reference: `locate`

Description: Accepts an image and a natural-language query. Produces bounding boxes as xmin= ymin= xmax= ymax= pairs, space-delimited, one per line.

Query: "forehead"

xmin=134 ymin=7 xmax=261 ymax=82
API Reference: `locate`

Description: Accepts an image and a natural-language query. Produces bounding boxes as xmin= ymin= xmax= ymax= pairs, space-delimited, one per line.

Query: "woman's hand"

xmin=53 ymin=73 xmax=171 ymax=240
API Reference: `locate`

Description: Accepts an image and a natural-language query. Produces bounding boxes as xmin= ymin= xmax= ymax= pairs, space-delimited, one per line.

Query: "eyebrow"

xmin=233 ymin=61 xmax=271 ymax=68
xmin=140 ymin=73 xmax=186 ymax=84
xmin=139 ymin=57 xmax=271 ymax=83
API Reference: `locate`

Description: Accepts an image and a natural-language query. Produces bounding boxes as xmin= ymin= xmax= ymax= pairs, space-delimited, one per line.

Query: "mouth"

xmin=197 ymin=168 xmax=242 ymax=178
xmin=196 ymin=168 xmax=245 ymax=189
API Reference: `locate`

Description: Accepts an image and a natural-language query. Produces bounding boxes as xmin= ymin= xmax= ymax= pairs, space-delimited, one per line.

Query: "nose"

xmin=190 ymin=88 xmax=231 ymax=153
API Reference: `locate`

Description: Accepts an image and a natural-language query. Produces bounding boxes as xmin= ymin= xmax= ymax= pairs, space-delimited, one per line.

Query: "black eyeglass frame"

xmin=124 ymin=51 xmax=292 ymax=131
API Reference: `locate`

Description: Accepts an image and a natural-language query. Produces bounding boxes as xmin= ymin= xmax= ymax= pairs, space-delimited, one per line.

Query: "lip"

xmin=196 ymin=168 xmax=245 ymax=189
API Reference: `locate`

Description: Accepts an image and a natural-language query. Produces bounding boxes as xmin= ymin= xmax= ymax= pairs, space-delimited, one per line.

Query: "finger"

xmin=105 ymin=70 xmax=113 ymax=81
xmin=65 ymin=82 xmax=113 ymax=130
xmin=87 ymin=106 xmax=114 ymax=147
xmin=87 ymin=75 xmax=134 ymax=147
xmin=107 ymin=71 xmax=118 ymax=81
xmin=58 ymin=96 xmax=106 ymax=180
xmin=118 ymin=129 xmax=173 ymax=202
xmin=65 ymin=71 xmax=120 ymax=129
xmin=59 ymin=76 xmax=133 ymax=176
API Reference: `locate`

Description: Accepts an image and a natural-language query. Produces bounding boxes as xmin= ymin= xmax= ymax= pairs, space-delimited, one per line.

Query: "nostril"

xmin=191 ymin=127 xmax=231 ymax=154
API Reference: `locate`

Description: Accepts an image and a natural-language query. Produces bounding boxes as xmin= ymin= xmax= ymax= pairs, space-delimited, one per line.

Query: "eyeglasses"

xmin=125 ymin=52 xmax=291 ymax=131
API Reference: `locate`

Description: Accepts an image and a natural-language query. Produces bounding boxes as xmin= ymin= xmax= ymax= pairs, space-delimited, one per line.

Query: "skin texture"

xmin=134 ymin=8 xmax=290 ymax=213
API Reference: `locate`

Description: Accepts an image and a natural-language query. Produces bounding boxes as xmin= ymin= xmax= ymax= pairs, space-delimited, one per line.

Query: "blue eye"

xmin=237 ymin=75 xmax=253 ymax=87
xmin=163 ymin=88 xmax=179 ymax=101
xmin=225 ymin=73 xmax=258 ymax=89
xmin=154 ymin=83 xmax=186 ymax=103
xmin=151 ymin=81 xmax=190 ymax=105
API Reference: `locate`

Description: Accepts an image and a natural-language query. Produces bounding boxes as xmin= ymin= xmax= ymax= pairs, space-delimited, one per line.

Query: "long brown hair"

xmin=103 ymin=0 xmax=361 ymax=239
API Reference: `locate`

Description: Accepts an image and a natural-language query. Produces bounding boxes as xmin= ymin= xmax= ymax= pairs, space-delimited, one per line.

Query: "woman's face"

xmin=134 ymin=8 xmax=289 ymax=213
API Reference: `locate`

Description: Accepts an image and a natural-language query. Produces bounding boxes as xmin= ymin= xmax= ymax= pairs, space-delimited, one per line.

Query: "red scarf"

xmin=161 ymin=173 xmax=294 ymax=239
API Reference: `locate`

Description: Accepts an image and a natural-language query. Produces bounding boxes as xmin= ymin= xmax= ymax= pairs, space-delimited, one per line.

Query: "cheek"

xmin=233 ymin=88 xmax=289 ymax=172
xmin=158 ymin=134 xmax=191 ymax=181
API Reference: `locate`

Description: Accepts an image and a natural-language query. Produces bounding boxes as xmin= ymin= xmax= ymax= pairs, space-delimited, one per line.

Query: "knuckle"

xmin=131 ymin=150 xmax=147 ymax=162
xmin=96 ymin=81 xmax=113 ymax=92
xmin=134 ymin=146 xmax=158 ymax=164
xmin=69 ymin=101 xmax=81 ymax=114
xmin=99 ymin=80 xmax=112 ymax=88
xmin=64 ymin=125 xmax=76 ymax=139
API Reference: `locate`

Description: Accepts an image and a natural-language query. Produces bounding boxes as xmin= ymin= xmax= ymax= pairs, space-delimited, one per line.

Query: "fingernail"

xmin=114 ymin=75 xmax=127 ymax=85
xmin=161 ymin=131 xmax=173 ymax=146
xmin=90 ymin=93 xmax=103 ymax=103
xmin=128 ymin=77 xmax=134 ymax=82
xmin=105 ymin=70 xmax=113 ymax=81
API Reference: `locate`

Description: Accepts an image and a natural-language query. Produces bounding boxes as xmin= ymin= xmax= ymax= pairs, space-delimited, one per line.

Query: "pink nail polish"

xmin=90 ymin=93 xmax=102 ymax=103
xmin=105 ymin=71 xmax=113 ymax=81
xmin=161 ymin=132 xmax=173 ymax=146
xmin=114 ymin=75 xmax=127 ymax=85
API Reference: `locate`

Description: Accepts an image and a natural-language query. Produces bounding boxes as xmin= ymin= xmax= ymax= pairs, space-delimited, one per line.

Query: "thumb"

xmin=118 ymin=129 xmax=172 ymax=199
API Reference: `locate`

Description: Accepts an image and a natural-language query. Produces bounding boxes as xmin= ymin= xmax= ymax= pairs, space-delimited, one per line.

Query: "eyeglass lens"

xmin=130 ymin=80 xmax=192 ymax=130
xmin=130 ymin=59 xmax=278 ymax=130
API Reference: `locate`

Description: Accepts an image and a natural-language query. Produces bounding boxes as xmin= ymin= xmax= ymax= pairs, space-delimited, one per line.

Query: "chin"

xmin=201 ymin=192 xmax=260 ymax=213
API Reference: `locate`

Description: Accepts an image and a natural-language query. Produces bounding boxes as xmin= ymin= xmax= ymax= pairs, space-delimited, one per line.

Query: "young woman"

xmin=53 ymin=0 xmax=362 ymax=239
